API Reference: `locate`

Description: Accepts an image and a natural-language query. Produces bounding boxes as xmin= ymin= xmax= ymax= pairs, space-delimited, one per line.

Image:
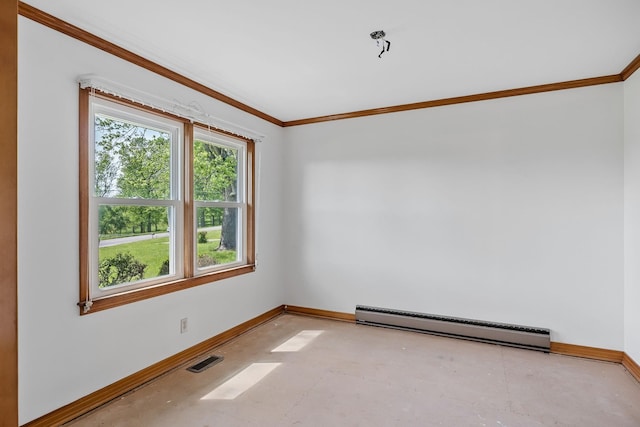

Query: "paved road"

xmin=99 ymin=232 xmax=169 ymax=248
xmin=99 ymin=226 xmax=221 ymax=248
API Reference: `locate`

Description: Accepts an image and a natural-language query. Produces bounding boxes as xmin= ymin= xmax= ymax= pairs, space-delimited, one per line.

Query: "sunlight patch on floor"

xmin=271 ymin=330 xmax=324 ymax=352
xmin=200 ymin=363 xmax=281 ymax=400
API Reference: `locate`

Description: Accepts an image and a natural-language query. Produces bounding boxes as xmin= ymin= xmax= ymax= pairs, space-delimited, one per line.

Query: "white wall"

xmin=284 ymin=84 xmax=624 ymax=350
xmin=624 ymin=70 xmax=640 ymax=363
xmin=17 ymin=12 xmax=636 ymax=424
xmin=17 ymin=17 xmax=285 ymax=424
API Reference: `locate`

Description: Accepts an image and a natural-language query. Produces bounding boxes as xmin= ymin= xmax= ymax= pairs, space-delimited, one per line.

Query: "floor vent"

xmin=187 ymin=355 xmax=224 ymax=373
xmin=355 ymin=305 xmax=550 ymax=352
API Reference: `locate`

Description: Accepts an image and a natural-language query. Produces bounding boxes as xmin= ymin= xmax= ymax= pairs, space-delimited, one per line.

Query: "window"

xmin=79 ymin=89 xmax=255 ymax=314
xmin=193 ymin=131 xmax=248 ymax=271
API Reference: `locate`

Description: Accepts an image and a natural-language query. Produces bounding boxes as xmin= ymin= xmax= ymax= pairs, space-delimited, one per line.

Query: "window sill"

xmin=78 ymin=264 xmax=256 ymax=315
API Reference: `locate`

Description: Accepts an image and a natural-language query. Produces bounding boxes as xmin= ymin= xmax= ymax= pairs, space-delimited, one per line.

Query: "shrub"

xmin=98 ymin=252 xmax=146 ymax=288
xmin=198 ymin=231 xmax=208 ymax=244
xmin=197 ymin=253 xmax=217 ymax=268
xmin=158 ymin=259 xmax=170 ymax=276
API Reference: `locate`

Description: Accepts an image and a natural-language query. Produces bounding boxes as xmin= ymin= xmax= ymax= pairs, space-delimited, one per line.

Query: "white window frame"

xmin=88 ymin=97 xmax=184 ymax=297
xmin=193 ymin=130 xmax=248 ymax=274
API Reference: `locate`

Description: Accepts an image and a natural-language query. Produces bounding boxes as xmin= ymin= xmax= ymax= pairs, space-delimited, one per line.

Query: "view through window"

xmin=80 ymin=89 xmax=255 ymax=313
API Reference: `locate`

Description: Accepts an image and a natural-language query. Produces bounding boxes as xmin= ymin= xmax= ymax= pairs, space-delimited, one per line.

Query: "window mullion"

xmin=94 ymin=197 xmax=178 ymax=207
xmin=194 ymin=201 xmax=245 ymax=209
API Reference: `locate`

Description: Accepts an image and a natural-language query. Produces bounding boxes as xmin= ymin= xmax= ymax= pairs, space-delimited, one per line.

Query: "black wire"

xmin=378 ymin=39 xmax=391 ymax=58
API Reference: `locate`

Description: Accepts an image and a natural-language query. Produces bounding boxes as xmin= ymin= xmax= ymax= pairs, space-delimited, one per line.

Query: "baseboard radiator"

xmin=355 ymin=305 xmax=550 ymax=352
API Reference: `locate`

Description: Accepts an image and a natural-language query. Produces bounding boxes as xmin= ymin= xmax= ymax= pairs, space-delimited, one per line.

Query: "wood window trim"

xmin=0 ymin=0 xmax=18 ymax=424
xmin=78 ymin=87 xmax=256 ymax=315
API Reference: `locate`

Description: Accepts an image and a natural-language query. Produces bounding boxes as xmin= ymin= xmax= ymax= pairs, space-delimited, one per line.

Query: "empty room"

xmin=2 ymin=0 xmax=640 ymax=425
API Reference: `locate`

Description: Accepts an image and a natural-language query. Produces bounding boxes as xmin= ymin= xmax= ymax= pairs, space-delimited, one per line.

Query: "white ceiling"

xmin=22 ymin=0 xmax=640 ymax=122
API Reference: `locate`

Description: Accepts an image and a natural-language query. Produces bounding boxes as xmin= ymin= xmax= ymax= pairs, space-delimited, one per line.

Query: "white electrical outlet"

xmin=180 ymin=317 xmax=188 ymax=334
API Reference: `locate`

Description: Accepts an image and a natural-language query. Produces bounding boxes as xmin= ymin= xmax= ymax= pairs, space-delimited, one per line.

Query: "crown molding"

xmin=18 ymin=2 xmax=640 ymax=128
xmin=621 ymin=54 xmax=640 ymax=81
xmin=283 ymin=75 xmax=622 ymax=127
xmin=17 ymin=2 xmax=283 ymax=127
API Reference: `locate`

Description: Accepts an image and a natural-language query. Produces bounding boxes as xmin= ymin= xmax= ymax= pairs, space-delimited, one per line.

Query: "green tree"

xmin=193 ymin=141 xmax=236 ymax=201
xmin=94 ymin=117 xmax=134 ymax=197
xmin=96 ymin=119 xmax=237 ymax=251
xmin=95 ymin=117 xmax=171 ymax=234
xmin=118 ymin=133 xmax=170 ymax=199
xmin=98 ymin=205 xmax=127 ymax=235
xmin=118 ymin=129 xmax=170 ymax=233
xmin=193 ymin=140 xmax=238 ymax=250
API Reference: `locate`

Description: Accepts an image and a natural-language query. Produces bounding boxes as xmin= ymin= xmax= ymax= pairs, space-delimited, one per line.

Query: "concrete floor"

xmin=67 ymin=314 xmax=640 ymax=426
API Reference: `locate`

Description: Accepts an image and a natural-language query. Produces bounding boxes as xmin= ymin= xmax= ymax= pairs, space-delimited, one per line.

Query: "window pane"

xmin=196 ymin=207 xmax=239 ymax=269
xmin=193 ymin=140 xmax=238 ymax=202
xmin=98 ymin=205 xmax=173 ymax=288
xmin=94 ymin=115 xmax=171 ymax=199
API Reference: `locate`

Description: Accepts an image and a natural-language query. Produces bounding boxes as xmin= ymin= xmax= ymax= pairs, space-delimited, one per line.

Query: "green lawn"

xmin=99 ymin=229 xmax=236 ymax=283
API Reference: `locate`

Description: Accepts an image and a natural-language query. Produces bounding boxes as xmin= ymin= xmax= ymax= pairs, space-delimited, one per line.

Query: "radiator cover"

xmin=355 ymin=305 xmax=550 ymax=352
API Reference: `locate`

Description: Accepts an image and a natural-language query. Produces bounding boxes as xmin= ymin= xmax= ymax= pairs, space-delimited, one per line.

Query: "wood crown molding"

xmin=17 ymin=2 xmax=283 ymax=127
xmin=16 ymin=2 xmax=640 ymax=127
xmin=621 ymin=54 xmax=640 ymax=81
xmin=282 ymin=75 xmax=622 ymax=127
xmin=22 ymin=306 xmax=285 ymax=427
xmin=283 ymin=52 xmax=640 ymax=126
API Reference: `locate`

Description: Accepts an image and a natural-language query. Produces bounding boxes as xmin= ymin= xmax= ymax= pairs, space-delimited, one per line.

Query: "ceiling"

xmin=21 ymin=0 xmax=640 ymax=123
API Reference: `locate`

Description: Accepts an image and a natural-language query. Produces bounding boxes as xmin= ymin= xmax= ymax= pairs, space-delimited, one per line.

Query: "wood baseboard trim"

xmin=284 ymin=305 xmax=356 ymax=322
xmin=283 ymin=307 xmax=636 ymax=374
xmin=622 ymin=353 xmax=640 ymax=383
xmin=549 ymin=342 xmax=623 ymax=363
xmin=22 ymin=305 xmax=285 ymax=427
xmin=21 ymin=304 xmax=640 ymax=426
